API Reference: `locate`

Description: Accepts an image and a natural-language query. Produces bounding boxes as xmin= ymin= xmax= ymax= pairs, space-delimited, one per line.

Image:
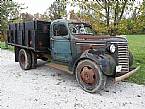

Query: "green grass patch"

xmin=0 ymin=41 xmax=7 ymax=49
xmin=0 ymin=41 xmax=14 ymax=51
xmin=126 ymin=35 xmax=145 ymax=85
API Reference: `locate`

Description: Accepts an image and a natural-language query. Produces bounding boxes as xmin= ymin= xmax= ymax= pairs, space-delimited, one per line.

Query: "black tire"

xmin=129 ymin=51 xmax=133 ymax=67
xmin=18 ymin=49 xmax=32 ymax=70
xmin=75 ymin=59 xmax=107 ymax=93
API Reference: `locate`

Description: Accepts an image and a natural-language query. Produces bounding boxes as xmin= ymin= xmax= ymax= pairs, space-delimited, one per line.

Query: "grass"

xmin=126 ymin=35 xmax=145 ymax=85
xmin=0 ymin=41 xmax=14 ymax=51
xmin=0 ymin=35 xmax=145 ymax=85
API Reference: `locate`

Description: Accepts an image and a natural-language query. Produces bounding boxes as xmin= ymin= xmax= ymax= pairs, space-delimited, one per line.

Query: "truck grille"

xmin=117 ymin=42 xmax=129 ymax=75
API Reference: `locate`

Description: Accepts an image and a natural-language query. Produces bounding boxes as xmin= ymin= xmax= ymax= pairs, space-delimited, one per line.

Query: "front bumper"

xmin=115 ymin=66 xmax=140 ymax=82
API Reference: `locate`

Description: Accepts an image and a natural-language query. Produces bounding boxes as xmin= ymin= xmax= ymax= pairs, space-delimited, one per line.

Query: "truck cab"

xmin=8 ymin=19 xmax=139 ymax=93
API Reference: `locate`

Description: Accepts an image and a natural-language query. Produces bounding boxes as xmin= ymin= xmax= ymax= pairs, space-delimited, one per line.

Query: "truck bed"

xmin=8 ymin=20 xmax=51 ymax=53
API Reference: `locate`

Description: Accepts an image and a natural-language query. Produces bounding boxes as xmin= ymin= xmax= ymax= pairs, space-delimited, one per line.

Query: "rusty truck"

xmin=7 ymin=19 xmax=139 ymax=93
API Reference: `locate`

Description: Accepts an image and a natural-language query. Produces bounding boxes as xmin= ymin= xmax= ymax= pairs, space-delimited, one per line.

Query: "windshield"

xmin=69 ymin=23 xmax=96 ymax=35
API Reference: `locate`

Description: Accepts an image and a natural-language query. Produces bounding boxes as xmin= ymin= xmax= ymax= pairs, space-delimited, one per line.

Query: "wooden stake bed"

xmin=48 ymin=63 xmax=73 ymax=74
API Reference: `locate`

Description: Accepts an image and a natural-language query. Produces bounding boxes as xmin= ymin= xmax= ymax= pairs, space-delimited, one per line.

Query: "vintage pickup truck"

xmin=7 ymin=19 xmax=139 ymax=93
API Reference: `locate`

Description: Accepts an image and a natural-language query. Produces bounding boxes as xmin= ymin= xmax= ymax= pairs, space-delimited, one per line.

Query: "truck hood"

xmin=74 ymin=35 xmax=128 ymax=53
xmin=74 ymin=35 xmax=127 ymax=43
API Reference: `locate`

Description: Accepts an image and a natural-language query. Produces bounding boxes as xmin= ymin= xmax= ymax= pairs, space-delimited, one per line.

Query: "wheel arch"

xmin=72 ymin=50 xmax=116 ymax=76
xmin=72 ymin=52 xmax=100 ymax=74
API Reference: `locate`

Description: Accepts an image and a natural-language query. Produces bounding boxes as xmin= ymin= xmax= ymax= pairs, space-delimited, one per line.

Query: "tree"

xmin=45 ymin=0 xmax=67 ymax=20
xmin=39 ymin=12 xmax=50 ymax=21
xmin=118 ymin=0 xmax=145 ymax=35
xmin=0 ymin=0 xmax=23 ymax=47
xmin=74 ymin=0 xmax=135 ymax=35
xmin=20 ymin=13 xmax=34 ymax=21
xmin=33 ymin=12 xmax=49 ymax=21
xmin=140 ymin=0 xmax=145 ymax=15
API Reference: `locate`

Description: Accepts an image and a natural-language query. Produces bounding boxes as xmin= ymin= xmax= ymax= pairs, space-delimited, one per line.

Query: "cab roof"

xmin=52 ymin=19 xmax=90 ymax=26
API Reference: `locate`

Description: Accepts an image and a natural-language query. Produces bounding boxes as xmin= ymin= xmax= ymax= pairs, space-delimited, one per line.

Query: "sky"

xmin=14 ymin=0 xmax=55 ymax=14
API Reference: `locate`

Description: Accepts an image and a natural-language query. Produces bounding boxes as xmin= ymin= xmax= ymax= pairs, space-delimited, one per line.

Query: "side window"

xmin=53 ymin=24 xmax=68 ymax=36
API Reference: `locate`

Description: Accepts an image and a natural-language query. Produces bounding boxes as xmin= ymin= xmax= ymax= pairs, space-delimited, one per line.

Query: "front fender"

xmin=72 ymin=50 xmax=116 ymax=76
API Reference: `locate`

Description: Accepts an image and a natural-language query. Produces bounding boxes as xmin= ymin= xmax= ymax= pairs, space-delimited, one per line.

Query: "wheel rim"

xmin=20 ymin=54 xmax=25 ymax=65
xmin=80 ymin=66 xmax=97 ymax=85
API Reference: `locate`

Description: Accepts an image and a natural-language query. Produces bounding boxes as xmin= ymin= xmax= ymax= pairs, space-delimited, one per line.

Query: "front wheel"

xmin=75 ymin=59 xmax=107 ymax=93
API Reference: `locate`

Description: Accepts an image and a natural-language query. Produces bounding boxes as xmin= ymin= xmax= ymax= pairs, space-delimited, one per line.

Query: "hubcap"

xmin=80 ymin=66 xmax=97 ymax=85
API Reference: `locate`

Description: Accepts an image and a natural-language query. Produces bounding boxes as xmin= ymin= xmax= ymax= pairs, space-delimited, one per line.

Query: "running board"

xmin=48 ymin=63 xmax=73 ymax=74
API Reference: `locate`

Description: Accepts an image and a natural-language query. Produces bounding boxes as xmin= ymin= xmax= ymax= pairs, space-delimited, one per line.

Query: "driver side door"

xmin=51 ymin=22 xmax=72 ymax=63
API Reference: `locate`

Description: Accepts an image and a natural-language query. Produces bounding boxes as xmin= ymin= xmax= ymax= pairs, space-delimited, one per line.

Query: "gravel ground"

xmin=0 ymin=49 xmax=145 ymax=109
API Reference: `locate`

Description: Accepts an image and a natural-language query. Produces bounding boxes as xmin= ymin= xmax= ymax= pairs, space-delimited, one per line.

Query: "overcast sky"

xmin=14 ymin=0 xmax=55 ymax=14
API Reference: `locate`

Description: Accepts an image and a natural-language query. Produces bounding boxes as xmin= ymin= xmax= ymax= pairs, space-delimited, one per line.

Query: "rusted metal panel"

xmin=75 ymin=35 xmax=110 ymax=40
xmin=75 ymin=40 xmax=106 ymax=54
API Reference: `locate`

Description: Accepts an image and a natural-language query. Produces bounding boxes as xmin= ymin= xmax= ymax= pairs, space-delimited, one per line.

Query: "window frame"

xmin=52 ymin=23 xmax=69 ymax=37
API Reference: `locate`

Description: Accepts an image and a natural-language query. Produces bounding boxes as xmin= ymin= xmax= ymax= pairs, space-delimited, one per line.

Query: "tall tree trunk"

xmin=114 ymin=1 xmax=119 ymax=36
xmin=105 ymin=0 xmax=110 ymax=35
xmin=118 ymin=0 xmax=128 ymax=22
xmin=105 ymin=0 xmax=110 ymax=27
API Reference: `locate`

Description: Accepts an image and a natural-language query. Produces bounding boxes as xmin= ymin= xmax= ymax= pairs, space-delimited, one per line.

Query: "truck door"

xmin=51 ymin=22 xmax=72 ymax=62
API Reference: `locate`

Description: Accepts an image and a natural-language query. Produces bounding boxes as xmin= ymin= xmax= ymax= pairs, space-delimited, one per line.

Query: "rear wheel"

xmin=75 ymin=59 xmax=107 ymax=93
xmin=19 ymin=49 xmax=32 ymax=70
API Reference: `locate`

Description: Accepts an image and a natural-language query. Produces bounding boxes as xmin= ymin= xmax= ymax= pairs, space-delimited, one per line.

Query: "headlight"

xmin=109 ymin=44 xmax=116 ymax=53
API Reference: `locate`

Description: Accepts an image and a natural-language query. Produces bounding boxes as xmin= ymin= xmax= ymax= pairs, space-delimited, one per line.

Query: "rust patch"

xmin=79 ymin=44 xmax=104 ymax=52
xmin=79 ymin=45 xmax=97 ymax=52
xmin=80 ymin=66 xmax=97 ymax=84
xmin=75 ymin=35 xmax=111 ymax=40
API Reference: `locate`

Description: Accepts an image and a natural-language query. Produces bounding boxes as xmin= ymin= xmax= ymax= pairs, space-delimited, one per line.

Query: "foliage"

xmin=0 ymin=1 xmax=23 ymax=30
xmin=0 ymin=0 xmax=23 ymax=46
xmin=0 ymin=41 xmax=14 ymax=51
xmin=0 ymin=34 xmax=5 ymax=42
xmin=71 ymin=0 xmax=135 ymax=35
xmin=20 ymin=13 xmax=34 ymax=22
xmin=118 ymin=0 xmax=145 ymax=35
xmin=45 ymin=0 xmax=67 ymax=20
xmin=140 ymin=0 xmax=145 ymax=15
xmin=118 ymin=16 xmax=145 ymax=35
xmin=33 ymin=12 xmax=50 ymax=21
xmin=19 ymin=12 xmax=50 ymax=22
